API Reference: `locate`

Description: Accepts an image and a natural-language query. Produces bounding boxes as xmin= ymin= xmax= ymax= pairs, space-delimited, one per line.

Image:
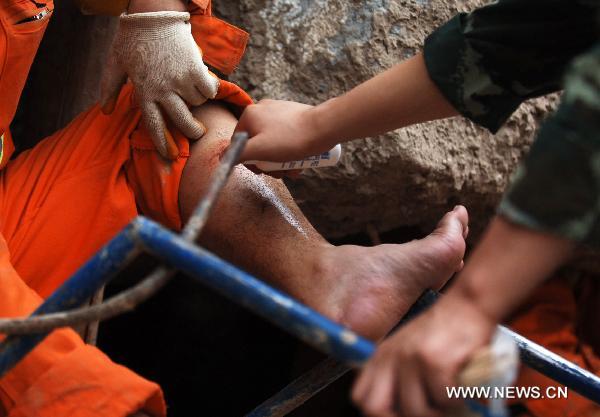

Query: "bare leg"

xmin=180 ymin=103 xmax=468 ymax=340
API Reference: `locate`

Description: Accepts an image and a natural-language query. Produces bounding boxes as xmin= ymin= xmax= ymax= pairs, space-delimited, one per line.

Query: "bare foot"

xmin=314 ymin=206 xmax=469 ymax=340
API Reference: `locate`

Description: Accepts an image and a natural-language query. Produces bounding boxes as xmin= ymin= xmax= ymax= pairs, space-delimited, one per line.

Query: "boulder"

xmin=216 ymin=0 xmax=558 ymax=239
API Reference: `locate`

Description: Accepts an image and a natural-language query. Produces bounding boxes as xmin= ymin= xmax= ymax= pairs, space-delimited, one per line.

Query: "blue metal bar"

xmin=503 ymin=327 xmax=600 ymax=403
xmin=0 ymin=133 xmax=247 ymax=378
xmin=246 ymin=290 xmax=440 ymax=417
xmin=135 ymin=217 xmax=375 ymax=366
xmin=2 ymin=215 xmax=600 ymax=414
xmin=135 ymin=219 xmax=600 ymax=405
xmin=248 ymin=292 xmax=600 ymax=417
xmin=0 ymin=224 xmax=140 ymax=377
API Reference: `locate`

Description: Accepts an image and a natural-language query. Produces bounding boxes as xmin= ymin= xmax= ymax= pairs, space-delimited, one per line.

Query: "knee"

xmin=180 ymin=102 xmax=239 ymax=176
xmin=179 ymin=102 xmax=239 ymax=217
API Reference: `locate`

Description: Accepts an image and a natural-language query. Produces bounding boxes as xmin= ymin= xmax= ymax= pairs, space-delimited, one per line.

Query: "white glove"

xmin=101 ymin=11 xmax=220 ymax=159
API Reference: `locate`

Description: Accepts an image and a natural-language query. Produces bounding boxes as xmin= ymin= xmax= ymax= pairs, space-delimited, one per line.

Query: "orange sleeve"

xmin=0 ymin=235 xmax=165 ymax=417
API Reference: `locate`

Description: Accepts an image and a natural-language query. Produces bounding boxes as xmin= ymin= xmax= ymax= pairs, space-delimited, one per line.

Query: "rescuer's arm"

xmin=351 ymin=21 xmax=600 ymax=417
xmin=351 ymin=47 xmax=600 ymax=412
xmin=236 ymin=53 xmax=458 ymax=162
xmin=352 ymin=215 xmax=575 ymax=417
xmin=238 ymin=0 xmax=598 ymax=164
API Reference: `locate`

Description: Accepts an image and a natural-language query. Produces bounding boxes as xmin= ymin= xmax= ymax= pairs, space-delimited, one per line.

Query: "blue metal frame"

xmin=0 ymin=225 xmax=140 ymax=376
xmin=1 ymin=216 xmax=599 ymax=414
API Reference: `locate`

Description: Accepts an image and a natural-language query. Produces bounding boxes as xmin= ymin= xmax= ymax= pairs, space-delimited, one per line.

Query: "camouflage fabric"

xmin=424 ymin=0 xmax=598 ymax=133
xmin=499 ymin=45 xmax=600 ymax=245
xmin=423 ymin=0 xmax=600 ymax=245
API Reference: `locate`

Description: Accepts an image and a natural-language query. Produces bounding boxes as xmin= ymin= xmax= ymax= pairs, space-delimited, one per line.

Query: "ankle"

xmin=295 ymin=243 xmax=342 ymax=311
xmin=307 ymin=242 xmax=337 ymax=280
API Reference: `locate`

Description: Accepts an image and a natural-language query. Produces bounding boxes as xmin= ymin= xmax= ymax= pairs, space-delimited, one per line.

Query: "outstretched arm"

xmin=237 ymin=53 xmax=457 ymax=162
xmin=352 ymin=36 xmax=600 ymax=417
xmin=352 ymin=216 xmax=574 ymax=417
xmin=238 ymin=0 xmax=596 ymax=164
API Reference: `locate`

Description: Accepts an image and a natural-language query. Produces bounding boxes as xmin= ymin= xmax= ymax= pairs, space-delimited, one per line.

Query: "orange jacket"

xmin=0 ymin=1 xmax=166 ymax=416
xmin=0 ymin=0 xmax=250 ymax=416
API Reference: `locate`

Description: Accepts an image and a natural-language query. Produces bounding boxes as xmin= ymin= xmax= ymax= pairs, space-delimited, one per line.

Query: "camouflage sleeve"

xmin=497 ymin=43 xmax=600 ymax=246
xmin=423 ymin=0 xmax=598 ymax=133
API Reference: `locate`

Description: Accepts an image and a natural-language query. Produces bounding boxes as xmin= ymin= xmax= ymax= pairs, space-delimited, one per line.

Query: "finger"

xmin=239 ymin=133 xmax=269 ymax=164
xmin=353 ymin=353 xmax=387 ymax=407
xmin=360 ymin=364 xmax=399 ymax=417
xmin=268 ymin=171 xmax=285 ymax=179
xmin=234 ymin=106 xmax=253 ymax=135
xmin=243 ymin=165 xmax=282 ymax=180
xmin=353 ymin=365 xmax=377 ymax=408
xmin=160 ymin=94 xmax=206 ymax=140
xmin=262 ymin=170 xmax=302 ymax=179
xmin=178 ymin=84 xmax=209 ymax=107
xmin=424 ymin=367 xmax=460 ymax=409
xmin=192 ymin=66 xmax=220 ymax=100
xmin=140 ymin=101 xmax=179 ymax=160
xmin=397 ymin=363 xmax=442 ymax=417
xmin=100 ymin=54 xmax=127 ymax=115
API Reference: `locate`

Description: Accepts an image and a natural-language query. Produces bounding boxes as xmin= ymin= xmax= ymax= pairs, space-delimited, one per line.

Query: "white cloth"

xmin=101 ymin=11 xmax=219 ymax=158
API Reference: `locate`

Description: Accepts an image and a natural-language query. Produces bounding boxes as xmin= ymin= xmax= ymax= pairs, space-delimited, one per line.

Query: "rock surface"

xmin=216 ymin=0 xmax=558 ymax=239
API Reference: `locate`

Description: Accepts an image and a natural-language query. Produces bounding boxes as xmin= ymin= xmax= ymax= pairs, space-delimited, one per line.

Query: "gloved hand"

xmin=101 ymin=11 xmax=219 ymax=159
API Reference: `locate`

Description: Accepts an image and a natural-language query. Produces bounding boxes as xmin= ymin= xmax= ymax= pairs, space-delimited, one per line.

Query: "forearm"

xmin=447 ymin=216 xmax=575 ymax=323
xmin=128 ymin=0 xmax=187 ymax=13
xmin=310 ymin=53 xmax=458 ymax=148
xmin=74 ymin=0 xmax=187 ymax=15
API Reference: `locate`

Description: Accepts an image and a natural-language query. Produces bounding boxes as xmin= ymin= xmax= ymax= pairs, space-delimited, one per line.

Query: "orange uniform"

xmin=508 ymin=277 xmax=600 ymax=417
xmin=0 ymin=0 xmax=251 ymax=415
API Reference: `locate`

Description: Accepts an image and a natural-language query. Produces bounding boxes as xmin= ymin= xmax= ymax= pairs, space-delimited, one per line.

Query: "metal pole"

xmin=1 ymin=215 xmax=600 ymax=408
xmin=245 ymin=290 xmax=439 ymax=417
xmin=136 ymin=226 xmax=600 ymax=405
xmin=0 ymin=226 xmax=140 ymax=377
xmin=246 ymin=291 xmax=600 ymax=416
xmin=137 ymin=218 xmax=375 ymax=366
xmin=246 ymin=358 xmax=350 ymax=417
xmin=85 ymin=285 xmax=105 ymax=345
xmin=0 ymin=133 xmax=248 ymax=376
